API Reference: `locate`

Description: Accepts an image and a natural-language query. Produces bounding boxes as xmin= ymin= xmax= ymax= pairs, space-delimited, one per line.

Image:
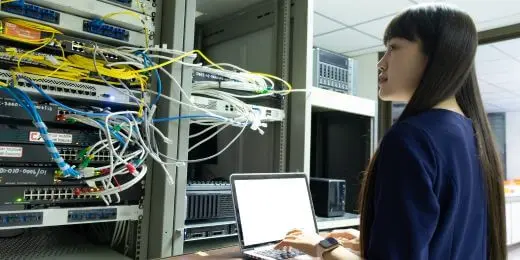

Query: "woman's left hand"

xmin=273 ymin=229 xmax=324 ymax=257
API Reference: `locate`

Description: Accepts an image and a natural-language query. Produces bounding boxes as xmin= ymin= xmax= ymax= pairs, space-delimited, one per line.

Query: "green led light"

xmin=15 ymin=198 xmax=22 ymax=202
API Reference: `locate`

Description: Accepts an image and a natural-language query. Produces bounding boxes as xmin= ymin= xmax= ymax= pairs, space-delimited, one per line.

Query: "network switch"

xmin=0 ymin=97 xmax=61 ymax=123
xmin=0 ymin=3 xmax=147 ymax=46
xmin=0 ymin=172 xmax=143 ymax=203
xmin=0 ymin=69 xmax=140 ymax=107
xmin=0 ymin=166 xmax=55 ymax=186
xmin=190 ymin=95 xmax=285 ymax=122
xmin=0 ymin=144 xmax=110 ymax=164
xmin=192 ymin=67 xmax=266 ymax=93
xmin=26 ymin=0 xmax=155 ymax=33
xmin=0 ymin=124 xmax=99 ymax=147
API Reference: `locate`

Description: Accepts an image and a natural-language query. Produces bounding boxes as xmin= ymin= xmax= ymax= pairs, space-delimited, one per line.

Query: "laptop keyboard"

xmin=256 ymin=249 xmax=304 ymax=259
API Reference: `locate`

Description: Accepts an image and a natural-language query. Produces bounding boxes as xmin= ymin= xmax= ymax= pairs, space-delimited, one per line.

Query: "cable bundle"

xmin=0 ymin=15 xmax=303 ymax=205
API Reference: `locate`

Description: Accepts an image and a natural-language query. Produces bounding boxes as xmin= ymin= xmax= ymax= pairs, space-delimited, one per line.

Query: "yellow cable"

xmin=101 ymin=10 xmax=149 ymax=48
xmin=0 ymin=0 xmax=17 ymax=4
xmin=250 ymin=72 xmax=293 ymax=92
xmin=16 ymin=33 xmax=55 ymax=74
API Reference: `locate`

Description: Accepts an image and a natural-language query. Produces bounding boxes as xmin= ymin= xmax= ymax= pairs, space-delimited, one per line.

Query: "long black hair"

xmin=359 ymin=3 xmax=506 ymax=259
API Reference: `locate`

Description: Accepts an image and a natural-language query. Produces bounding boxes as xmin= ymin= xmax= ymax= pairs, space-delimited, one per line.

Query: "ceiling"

xmin=314 ymin=0 xmax=520 ymax=57
xmin=477 ymin=38 xmax=520 ymax=113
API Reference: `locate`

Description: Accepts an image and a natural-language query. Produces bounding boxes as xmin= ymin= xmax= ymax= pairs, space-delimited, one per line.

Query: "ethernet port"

xmin=50 ymin=86 xmax=56 ymax=91
xmin=91 ymin=92 xmax=97 ymax=96
xmin=64 ymin=88 xmax=70 ymax=93
xmin=71 ymin=89 xmax=77 ymax=94
xmin=57 ymin=87 xmax=63 ymax=92
xmin=42 ymin=85 xmax=48 ymax=90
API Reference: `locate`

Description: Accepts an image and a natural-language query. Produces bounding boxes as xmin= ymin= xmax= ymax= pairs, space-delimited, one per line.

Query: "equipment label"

xmin=29 ymin=131 xmax=73 ymax=144
xmin=0 ymin=146 xmax=23 ymax=158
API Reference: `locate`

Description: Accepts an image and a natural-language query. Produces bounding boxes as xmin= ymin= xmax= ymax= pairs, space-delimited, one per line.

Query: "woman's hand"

xmin=273 ymin=229 xmax=324 ymax=257
xmin=326 ymin=229 xmax=360 ymax=253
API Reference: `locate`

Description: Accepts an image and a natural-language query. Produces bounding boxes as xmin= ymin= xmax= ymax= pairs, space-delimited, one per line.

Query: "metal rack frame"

xmin=141 ymin=0 xmax=314 ymax=257
xmin=0 ymin=0 xmax=369 ymax=258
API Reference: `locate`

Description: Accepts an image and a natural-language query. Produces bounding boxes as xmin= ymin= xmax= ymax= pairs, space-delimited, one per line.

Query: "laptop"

xmin=230 ymin=173 xmax=319 ymax=260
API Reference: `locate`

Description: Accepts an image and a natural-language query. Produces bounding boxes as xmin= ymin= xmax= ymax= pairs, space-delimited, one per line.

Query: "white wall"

xmin=354 ymin=52 xmax=379 ymax=144
xmin=506 ymin=112 xmax=520 ymax=179
xmin=355 ymin=52 xmax=379 ymax=101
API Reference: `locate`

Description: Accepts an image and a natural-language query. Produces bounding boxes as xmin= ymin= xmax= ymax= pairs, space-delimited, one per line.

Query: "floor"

xmin=510 ymin=244 xmax=520 ymax=259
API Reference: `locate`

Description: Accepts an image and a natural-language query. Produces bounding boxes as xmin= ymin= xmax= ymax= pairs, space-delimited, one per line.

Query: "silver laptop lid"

xmin=230 ymin=173 xmax=318 ymax=250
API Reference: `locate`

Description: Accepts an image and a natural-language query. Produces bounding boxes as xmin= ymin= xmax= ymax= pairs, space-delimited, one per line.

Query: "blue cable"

xmin=21 ymin=76 xmax=108 ymax=117
xmin=2 ymin=85 xmax=80 ymax=178
xmin=136 ymin=52 xmax=162 ymax=106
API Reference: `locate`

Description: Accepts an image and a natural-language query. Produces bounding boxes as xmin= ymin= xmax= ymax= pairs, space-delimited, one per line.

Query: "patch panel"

xmin=0 ymin=212 xmax=43 ymax=227
xmin=108 ymin=0 xmax=132 ymax=6
xmin=98 ymin=0 xmax=157 ymax=17
xmin=27 ymin=0 xmax=155 ymax=32
xmin=0 ymin=4 xmax=147 ymax=46
xmin=2 ymin=1 xmax=60 ymax=24
xmin=67 ymin=208 xmax=117 ymax=223
xmin=83 ymin=19 xmax=129 ymax=42
xmin=0 ymin=206 xmax=140 ymax=229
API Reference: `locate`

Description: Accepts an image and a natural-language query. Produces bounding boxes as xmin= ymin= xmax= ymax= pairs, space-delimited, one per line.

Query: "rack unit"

xmin=145 ymin=0 xmax=375 ymax=257
xmin=0 ymin=0 xmax=164 ymax=259
xmin=0 ymin=0 xmax=378 ymax=259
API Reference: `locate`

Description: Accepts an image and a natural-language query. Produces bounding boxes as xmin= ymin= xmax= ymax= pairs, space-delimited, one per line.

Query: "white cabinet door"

xmin=506 ymin=202 xmax=512 ymax=245
xmin=511 ymin=202 xmax=520 ymax=244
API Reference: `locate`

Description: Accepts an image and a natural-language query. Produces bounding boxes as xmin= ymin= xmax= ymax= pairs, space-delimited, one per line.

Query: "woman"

xmin=275 ymin=3 xmax=506 ymax=260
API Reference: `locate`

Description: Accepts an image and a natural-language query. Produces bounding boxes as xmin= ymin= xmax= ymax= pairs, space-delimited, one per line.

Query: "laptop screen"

xmin=233 ymin=176 xmax=317 ymax=247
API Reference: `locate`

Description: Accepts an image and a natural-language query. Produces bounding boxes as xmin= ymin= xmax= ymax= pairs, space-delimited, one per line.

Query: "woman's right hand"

xmin=326 ymin=228 xmax=360 ymax=252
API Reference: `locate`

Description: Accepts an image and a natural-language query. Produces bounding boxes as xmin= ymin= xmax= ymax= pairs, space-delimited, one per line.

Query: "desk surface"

xmin=161 ymin=246 xmax=243 ymax=260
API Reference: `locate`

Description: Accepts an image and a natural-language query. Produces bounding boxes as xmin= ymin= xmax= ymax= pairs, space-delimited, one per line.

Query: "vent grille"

xmin=186 ymin=193 xmax=234 ymax=221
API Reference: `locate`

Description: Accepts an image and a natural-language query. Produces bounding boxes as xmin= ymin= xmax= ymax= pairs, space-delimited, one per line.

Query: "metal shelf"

xmin=184 ymin=220 xmax=236 ymax=229
xmin=184 ymin=233 xmax=237 ymax=242
xmin=310 ymin=86 xmax=376 ymax=117
xmin=0 ymin=226 xmax=131 ymax=259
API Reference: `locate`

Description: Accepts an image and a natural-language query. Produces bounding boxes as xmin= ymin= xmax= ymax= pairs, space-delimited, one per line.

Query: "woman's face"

xmin=377 ymin=37 xmax=428 ymax=102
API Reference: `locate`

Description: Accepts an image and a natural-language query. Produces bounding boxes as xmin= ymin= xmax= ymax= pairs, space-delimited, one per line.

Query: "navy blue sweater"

xmin=366 ymin=109 xmax=487 ymax=260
